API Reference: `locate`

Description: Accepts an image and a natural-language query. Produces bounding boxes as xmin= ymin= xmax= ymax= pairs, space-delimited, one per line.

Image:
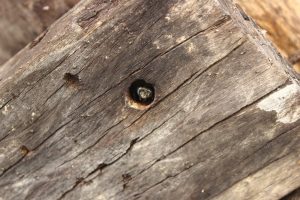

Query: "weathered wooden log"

xmin=0 ymin=0 xmax=79 ymax=65
xmin=236 ymin=0 xmax=300 ymax=74
xmin=0 ymin=0 xmax=299 ymax=199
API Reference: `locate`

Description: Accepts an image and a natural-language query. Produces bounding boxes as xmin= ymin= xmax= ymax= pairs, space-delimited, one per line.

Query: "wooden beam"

xmin=236 ymin=0 xmax=300 ymax=74
xmin=0 ymin=0 xmax=299 ymax=199
xmin=0 ymin=0 xmax=79 ymax=65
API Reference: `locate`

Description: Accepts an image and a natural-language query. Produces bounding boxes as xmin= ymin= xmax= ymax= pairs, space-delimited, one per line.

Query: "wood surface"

xmin=236 ymin=0 xmax=300 ymax=74
xmin=0 ymin=0 xmax=299 ymax=199
xmin=0 ymin=0 xmax=79 ymax=65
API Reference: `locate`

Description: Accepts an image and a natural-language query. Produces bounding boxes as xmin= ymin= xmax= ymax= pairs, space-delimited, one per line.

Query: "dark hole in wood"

xmin=129 ymin=79 xmax=155 ymax=106
xmin=122 ymin=173 xmax=132 ymax=190
xmin=20 ymin=145 xmax=30 ymax=156
xmin=64 ymin=73 xmax=79 ymax=86
xmin=122 ymin=173 xmax=132 ymax=182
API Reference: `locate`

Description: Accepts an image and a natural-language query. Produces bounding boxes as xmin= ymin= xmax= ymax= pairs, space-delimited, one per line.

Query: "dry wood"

xmin=236 ymin=0 xmax=300 ymax=74
xmin=0 ymin=0 xmax=79 ymax=65
xmin=0 ymin=0 xmax=299 ymax=199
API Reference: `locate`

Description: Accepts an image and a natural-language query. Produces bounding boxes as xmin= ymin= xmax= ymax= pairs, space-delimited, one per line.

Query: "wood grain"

xmin=0 ymin=0 xmax=299 ymax=199
xmin=236 ymin=0 xmax=300 ymax=74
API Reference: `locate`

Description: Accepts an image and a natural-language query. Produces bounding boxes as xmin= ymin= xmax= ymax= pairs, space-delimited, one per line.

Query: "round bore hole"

xmin=127 ymin=79 xmax=155 ymax=109
xmin=63 ymin=73 xmax=80 ymax=87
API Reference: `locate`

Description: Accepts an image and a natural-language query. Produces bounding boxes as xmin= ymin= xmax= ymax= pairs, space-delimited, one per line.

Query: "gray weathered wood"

xmin=0 ymin=0 xmax=299 ymax=199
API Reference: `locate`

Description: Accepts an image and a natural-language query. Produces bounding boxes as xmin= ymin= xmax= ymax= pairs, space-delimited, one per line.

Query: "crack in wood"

xmin=209 ymin=125 xmax=300 ymax=200
xmin=57 ymin=137 xmax=139 ymax=200
xmin=0 ymin=118 xmax=75 ymax=178
xmin=58 ymin=118 xmax=127 ymax=168
xmin=57 ymin=68 xmax=290 ymax=200
xmin=51 ymin=34 xmax=251 ymax=198
xmin=42 ymin=84 xmax=65 ymax=106
xmin=21 ymin=55 xmax=70 ymax=98
xmin=128 ymin=15 xmax=232 ymax=78
xmin=237 ymin=121 xmax=300 ymax=165
xmin=69 ymin=14 xmax=231 ymax=117
xmin=112 ymin=81 xmax=292 ymax=199
xmin=29 ymin=29 xmax=48 ymax=49
xmin=0 ymin=0 xmax=298 ymax=199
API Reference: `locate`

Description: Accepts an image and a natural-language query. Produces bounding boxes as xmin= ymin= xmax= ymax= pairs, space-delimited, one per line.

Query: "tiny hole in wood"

xmin=64 ymin=73 xmax=80 ymax=87
xmin=20 ymin=145 xmax=30 ymax=156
